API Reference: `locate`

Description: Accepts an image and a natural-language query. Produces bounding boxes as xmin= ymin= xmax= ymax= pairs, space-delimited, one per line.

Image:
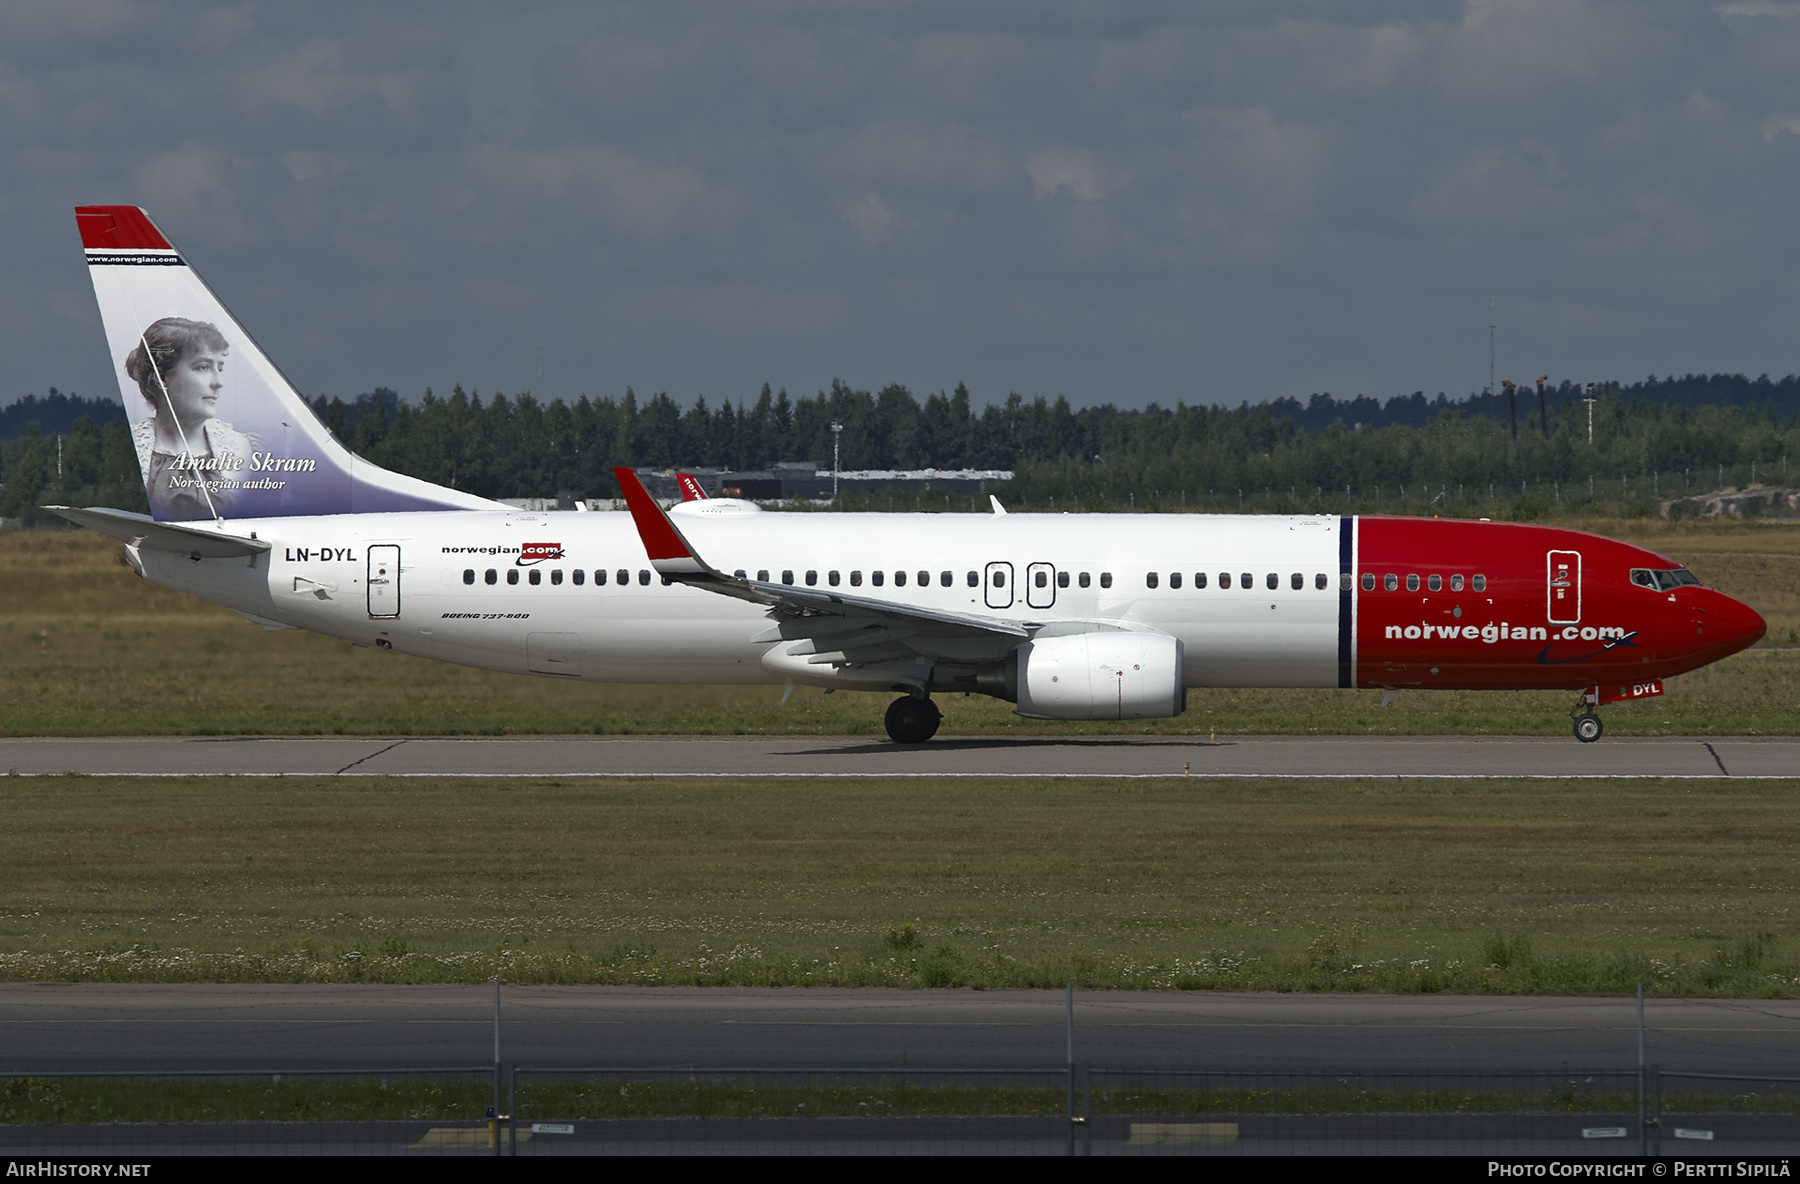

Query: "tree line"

xmin=2 ymin=376 xmax=1796 ymax=523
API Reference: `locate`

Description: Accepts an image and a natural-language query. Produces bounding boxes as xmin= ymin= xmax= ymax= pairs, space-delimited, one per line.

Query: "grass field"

xmin=0 ymin=519 xmax=1795 ymax=737
xmin=2 ymin=775 xmax=1797 ymax=996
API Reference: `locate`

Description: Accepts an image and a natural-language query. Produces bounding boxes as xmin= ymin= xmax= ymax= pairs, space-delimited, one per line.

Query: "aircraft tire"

xmin=1573 ymin=713 xmax=1604 ymax=743
xmin=885 ymin=696 xmax=942 ymax=744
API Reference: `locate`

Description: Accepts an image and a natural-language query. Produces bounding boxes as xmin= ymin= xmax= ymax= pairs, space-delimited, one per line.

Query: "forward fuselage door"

xmin=1025 ymin=562 xmax=1056 ymax=609
xmin=1547 ymin=549 xmax=1581 ymax=624
xmin=985 ymin=561 xmax=1015 ymax=610
xmin=368 ymin=544 xmax=400 ymax=618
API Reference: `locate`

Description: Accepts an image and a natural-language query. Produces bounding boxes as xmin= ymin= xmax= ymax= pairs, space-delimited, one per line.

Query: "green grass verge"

xmin=2 ymin=1076 xmax=1786 ymax=1124
xmin=2 ymin=776 xmax=1797 ymax=995
xmin=2 ymin=519 xmax=1797 ymax=736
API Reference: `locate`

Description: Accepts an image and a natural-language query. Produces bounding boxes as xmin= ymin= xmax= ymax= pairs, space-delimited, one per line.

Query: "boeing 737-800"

xmin=51 ymin=206 xmax=1767 ymax=744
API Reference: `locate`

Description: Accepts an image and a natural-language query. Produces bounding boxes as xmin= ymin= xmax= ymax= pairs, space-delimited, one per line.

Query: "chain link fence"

xmin=5 ymin=1064 xmax=1799 ymax=1155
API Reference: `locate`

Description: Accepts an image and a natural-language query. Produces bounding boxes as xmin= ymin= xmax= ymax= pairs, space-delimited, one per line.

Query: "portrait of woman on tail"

xmin=125 ymin=316 xmax=255 ymax=521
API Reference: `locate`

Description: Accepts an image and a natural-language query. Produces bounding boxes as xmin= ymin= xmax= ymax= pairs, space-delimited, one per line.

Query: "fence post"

xmin=1650 ymin=1063 xmax=1661 ymax=1158
xmin=507 ymin=1061 xmax=517 ymax=1157
xmin=1081 ymin=1063 xmax=1092 ymax=1157
xmin=1066 ymin=982 xmax=1075 ymax=1157
xmin=1637 ymin=982 xmax=1647 ymax=1157
xmin=492 ymin=978 xmax=503 ymax=1156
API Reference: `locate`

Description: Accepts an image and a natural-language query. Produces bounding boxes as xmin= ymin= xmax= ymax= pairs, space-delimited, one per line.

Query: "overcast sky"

xmin=5 ymin=1 xmax=1800 ymax=414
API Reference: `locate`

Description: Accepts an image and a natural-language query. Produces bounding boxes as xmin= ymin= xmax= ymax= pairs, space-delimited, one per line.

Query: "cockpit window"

xmin=1630 ymin=567 xmax=1703 ymax=591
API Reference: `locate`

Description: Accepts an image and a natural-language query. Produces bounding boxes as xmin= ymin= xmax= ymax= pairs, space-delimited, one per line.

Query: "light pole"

xmin=1582 ymin=384 xmax=1597 ymax=446
xmin=830 ymin=420 xmax=843 ymax=502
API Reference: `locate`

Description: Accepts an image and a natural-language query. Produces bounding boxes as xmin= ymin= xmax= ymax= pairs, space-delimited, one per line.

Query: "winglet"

xmin=613 ymin=466 xmax=709 ymax=575
xmin=675 ymin=472 xmax=709 ymax=501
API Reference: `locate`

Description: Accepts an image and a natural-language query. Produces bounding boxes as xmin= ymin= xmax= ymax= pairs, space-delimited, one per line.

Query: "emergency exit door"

xmin=368 ymin=545 xmax=400 ymax=618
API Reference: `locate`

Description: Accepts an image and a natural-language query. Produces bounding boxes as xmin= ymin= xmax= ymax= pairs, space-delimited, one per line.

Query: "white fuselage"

xmin=138 ymin=508 xmax=1348 ymax=689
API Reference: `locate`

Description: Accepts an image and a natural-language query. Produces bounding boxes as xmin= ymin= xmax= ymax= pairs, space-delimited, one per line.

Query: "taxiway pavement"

xmin=0 ymin=734 xmax=1793 ymax=778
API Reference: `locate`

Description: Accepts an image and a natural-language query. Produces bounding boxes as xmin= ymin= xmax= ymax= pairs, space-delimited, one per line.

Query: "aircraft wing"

xmin=612 ymin=467 xmax=1028 ymax=641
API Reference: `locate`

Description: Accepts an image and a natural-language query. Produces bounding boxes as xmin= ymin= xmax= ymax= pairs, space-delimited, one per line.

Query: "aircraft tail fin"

xmin=76 ymin=205 xmax=499 ymax=522
xmin=675 ymin=472 xmax=710 ymax=501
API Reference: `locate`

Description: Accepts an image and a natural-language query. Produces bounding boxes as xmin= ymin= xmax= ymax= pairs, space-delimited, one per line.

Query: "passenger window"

xmin=829 ymin=571 xmax=840 ymax=586
xmin=940 ymin=571 xmax=952 ymax=587
xmin=1362 ymin=573 xmax=1374 ymax=591
xmin=573 ymin=569 xmax=584 ymax=586
xmin=1079 ymin=572 xmax=1091 ymax=588
xmin=1427 ymin=574 xmax=1441 ymax=592
xmin=894 ymin=571 xmax=907 ymax=587
xmin=1194 ymin=572 xmax=1208 ymax=589
xmin=1384 ymin=574 xmax=1397 ymax=591
xmin=1169 ymin=572 xmax=1182 ymax=589
xmin=1100 ymin=572 xmax=1113 ymax=589
xmin=871 ymin=571 xmax=883 ymax=587
xmin=1057 ymin=571 xmax=1069 ymax=588
xmin=617 ymin=569 xmax=629 ymax=586
xmin=1146 ymin=572 xmax=1159 ymax=589
xmin=782 ymin=570 xmax=794 ymax=584
xmin=661 ymin=575 xmax=673 ymax=586
xmin=550 ymin=569 xmax=563 ymax=586
xmin=734 ymin=569 xmax=746 ymax=579
xmin=1035 ymin=570 xmax=1048 ymax=588
xmin=1266 ymin=573 xmax=1278 ymax=590
xmin=485 ymin=569 xmax=497 ymax=585
xmin=639 ymin=570 xmax=651 ymax=585
xmin=966 ymin=572 xmax=978 ymax=587
xmin=992 ymin=570 xmax=1006 ymax=588
xmin=1406 ymin=574 xmax=1420 ymax=591
xmin=1291 ymin=573 xmax=1303 ymax=590
xmin=1472 ymin=574 xmax=1486 ymax=591
xmin=757 ymin=569 xmax=770 ymax=582
xmin=594 ymin=569 xmax=607 ymax=586
xmin=507 ymin=570 xmax=520 ymax=586
xmin=1220 ymin=573 xmax=1232 ymax=589
xmin=1451 ymin=575 xmax=1464 ymax=592
xmin=1316 ymin=573 xmax=1328 ymax=590
xmin=1243 ymin=573 xmax=1254 ymax=590
xmin=848 ymin=571 xmax=861 ymax=587
xmin=462 ymin=569 xmax=475 ymax=585
xmin=529 ymin=569 xmax=542 ymax=586
xmin=806 ymin=570 xmax=818 ymax=586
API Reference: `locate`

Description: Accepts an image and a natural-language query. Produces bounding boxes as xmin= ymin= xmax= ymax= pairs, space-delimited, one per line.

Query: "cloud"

xmin=843 ymin=193 xmax=894 ymax=243
xmin=1026 ymin=148 xmax=1107 ymax=201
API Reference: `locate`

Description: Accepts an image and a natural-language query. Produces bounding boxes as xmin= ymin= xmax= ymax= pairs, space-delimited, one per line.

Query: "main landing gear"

xmin=1570 ymin=688 xmax=1604 ymax=743
xmin=885 ymin=695 xmax=942 ymax=744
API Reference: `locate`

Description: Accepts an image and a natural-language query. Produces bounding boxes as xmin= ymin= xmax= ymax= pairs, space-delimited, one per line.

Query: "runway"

xmin=1 ymin=733 xmax=1794 ymax=778
xmin=4 ymin=985 xmax=1797 ymax=1075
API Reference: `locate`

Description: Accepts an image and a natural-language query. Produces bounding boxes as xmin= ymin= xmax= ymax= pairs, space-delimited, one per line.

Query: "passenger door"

xmin=1025 ymin=562 xmax=1056 ymax=609
xmin=1547 ymin=550 xmax=1581 ymax=624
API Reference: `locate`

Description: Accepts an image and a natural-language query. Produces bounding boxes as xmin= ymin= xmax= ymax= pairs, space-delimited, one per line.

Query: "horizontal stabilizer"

xmin=44 ymin=505 xmax=270 ymax=559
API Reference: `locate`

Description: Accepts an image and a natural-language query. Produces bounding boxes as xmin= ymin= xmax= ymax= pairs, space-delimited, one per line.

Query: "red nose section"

xmin=1707 ymin=591 xmax=1767 ymax=656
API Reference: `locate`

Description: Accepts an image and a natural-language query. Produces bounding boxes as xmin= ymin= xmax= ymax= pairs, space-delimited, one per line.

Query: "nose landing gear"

xmin=1570 ymin=688 xmax=1603 ymax=743
xmin=885 ymin=695 xmax=942 ymax=744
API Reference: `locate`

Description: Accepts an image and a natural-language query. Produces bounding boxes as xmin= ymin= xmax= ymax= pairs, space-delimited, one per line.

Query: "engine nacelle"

xmin=1014 ymin=631 xmax=1186 ymax=720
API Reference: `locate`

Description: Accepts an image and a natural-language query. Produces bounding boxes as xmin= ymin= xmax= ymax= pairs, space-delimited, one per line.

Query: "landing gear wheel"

xmin=885 ymin=696 xmax=942 ymax=744
xmin=1573 ymin=713 xmax=1604 ymax=743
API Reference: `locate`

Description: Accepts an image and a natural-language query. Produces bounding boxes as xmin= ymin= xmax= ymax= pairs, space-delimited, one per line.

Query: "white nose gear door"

xmin=368 ymin=545 xmax=400 ymax=618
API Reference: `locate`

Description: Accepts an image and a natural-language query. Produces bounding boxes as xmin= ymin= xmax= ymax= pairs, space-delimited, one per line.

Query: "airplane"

xmin=50 ymin=206 xmax=1768 ymax=745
